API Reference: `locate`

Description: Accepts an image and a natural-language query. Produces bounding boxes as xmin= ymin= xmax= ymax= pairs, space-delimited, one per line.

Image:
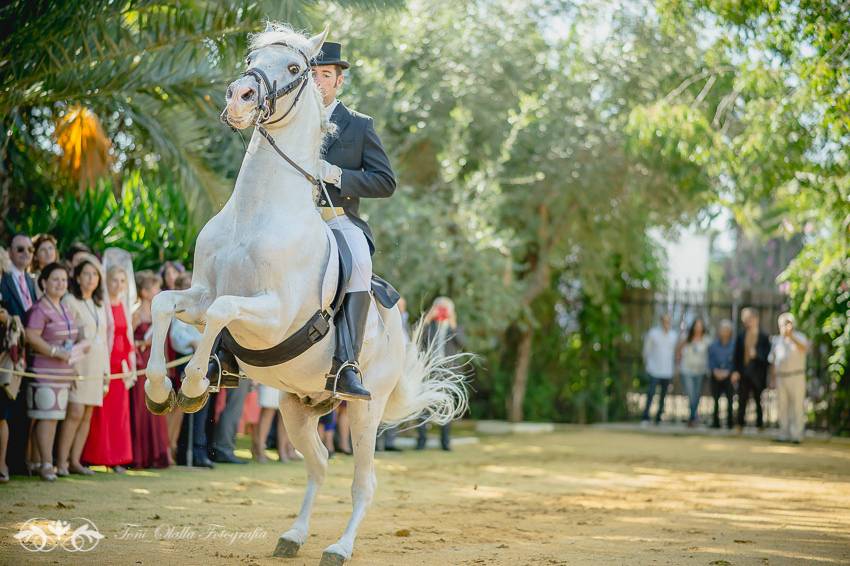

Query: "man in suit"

xmin=309 ymin=41 xmax=396 ymax=401
xmin=1 ymin=234 xmax=37 ymax=475
xmin=1 ymin=234 xmax=37 ymax=320
xmin=731 ymin=307 xmax=772 ymax=431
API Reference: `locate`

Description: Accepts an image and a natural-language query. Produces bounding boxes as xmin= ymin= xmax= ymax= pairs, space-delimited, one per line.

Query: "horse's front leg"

xmin=273 ymin=393 xmax=328 ymax=558
xmin=321 ymin=389 xmax=387 ymax=565
xmin=145 ymin=287 xmax=210 ymax=414
xmin=179 ymin=293 xmax=282 ymax=411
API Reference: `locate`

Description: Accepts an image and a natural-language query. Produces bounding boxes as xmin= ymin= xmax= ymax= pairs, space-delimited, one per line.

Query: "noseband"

xmin=240 ymin=41 xmax=311 ymax=127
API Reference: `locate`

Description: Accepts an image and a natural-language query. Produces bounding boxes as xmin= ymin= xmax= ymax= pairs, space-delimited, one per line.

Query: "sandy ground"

xmin=2 ymin=426 xmax=850 ymax=565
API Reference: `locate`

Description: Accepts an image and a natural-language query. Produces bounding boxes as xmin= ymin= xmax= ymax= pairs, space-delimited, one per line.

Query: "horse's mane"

xmin=249 ymin=22 xmax=336 ymax=137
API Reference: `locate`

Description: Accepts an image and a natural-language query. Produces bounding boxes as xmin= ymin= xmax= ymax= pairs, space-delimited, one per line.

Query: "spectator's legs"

xmin=787 ymin=374 xmax=806 ymax=442
xmin=723 ymin=380 xmax=735 ymax=428
xmin=337 ymin=402 xmax=351 ymax=454
xmin=255 ymin=408 xmax=275 ymax=462
xmin=0 ymin=418 xmax=7 ymax=479
xmin=56 ymin=402 xmax=84 ymax=473
xmin=754 ymin=386 xmax=765 ymax=429
xmin=777 ymin=377 xmax=791 ymax=441
xmin=35 ymin=419 xmax=57 ymax=476
xmin=440 ymin=423 xmax=451 ymax=451
xmin=710 ymin=378 xmax=722 ymax=428
xmin=416 ymin=419 xmax=427 ymax=449
xmin=191 ymin=401 xmax=210 ymax=463
xmin=688 ymin=374 xmax=703 ymax=423
xmin=166 ymin=408 xmax=184 ymax=463
xmin=213 ymin=377 xmax=250 ymax=459
xmin=655 ymin=379 xmax=669 ymax=423
xmin=383 ymin=426 xmax=398 ymax=450
xmin=642 ymin=376 xmax=658 ymax=421
xmin=737 ymin=378 xmax=752 ymax=428
xmin=69 ymin=405 xmax=94 ymax=471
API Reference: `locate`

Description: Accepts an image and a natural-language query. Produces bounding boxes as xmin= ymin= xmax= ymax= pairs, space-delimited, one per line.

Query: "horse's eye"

xmin=288 ymin=64 xmax=299 ymax=74
xmin=245 ymin=56 xmax=252 ymax=66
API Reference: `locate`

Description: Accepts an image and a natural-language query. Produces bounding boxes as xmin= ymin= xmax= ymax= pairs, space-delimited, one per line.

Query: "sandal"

xmin=112 ymin=465 xmax=127 ymax=474
xmin=0 ymin=469 xmax=9 ymax=483
xmin=40 ymin=464 xmax=57 ymax=482
xmin=56 ymin=466 xmax=70 ymax=477
xmin=69 ymin=464 xmax=95 ymax=476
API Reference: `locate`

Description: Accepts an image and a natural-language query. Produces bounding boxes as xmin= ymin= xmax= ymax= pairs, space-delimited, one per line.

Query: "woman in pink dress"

xmin=82 ymin=265 xmax=133 ymax=473
xmin=24 ymin=263 xmax=86 ymax=481
xmin=129 ymin=270 xmax=170 ymax=468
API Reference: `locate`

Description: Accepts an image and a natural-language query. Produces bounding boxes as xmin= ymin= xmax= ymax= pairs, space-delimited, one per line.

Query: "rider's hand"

xmin=319 ymin=160 xmax=342 ymax=186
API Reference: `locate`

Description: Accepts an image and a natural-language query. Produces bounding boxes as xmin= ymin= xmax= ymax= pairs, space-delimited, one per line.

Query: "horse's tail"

xmin=380 ymin=320 xmax=470 ymax=428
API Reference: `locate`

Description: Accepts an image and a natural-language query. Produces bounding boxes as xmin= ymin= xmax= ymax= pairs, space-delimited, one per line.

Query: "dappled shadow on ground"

xmin=1 ymin=429 xmax=849 ymax=565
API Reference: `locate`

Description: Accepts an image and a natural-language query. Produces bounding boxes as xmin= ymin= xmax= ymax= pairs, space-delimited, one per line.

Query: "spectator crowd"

xmin=641 ymin=308 xmax=810 ymax=443
xmin=0 ymin=233 xmax=462 ymax=484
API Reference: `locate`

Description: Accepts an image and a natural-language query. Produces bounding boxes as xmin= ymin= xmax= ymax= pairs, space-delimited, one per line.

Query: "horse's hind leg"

xmin=273 ymin=393 xmax=328 ymax=557
xmin=321 ymin=392 xmax=387 ymax=565
xmin=145 ymin=287 xmax=210 ymax=413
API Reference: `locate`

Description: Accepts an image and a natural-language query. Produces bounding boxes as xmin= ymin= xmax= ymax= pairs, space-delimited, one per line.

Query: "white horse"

xmin=142 ymin=24 xmax=468 ymax=565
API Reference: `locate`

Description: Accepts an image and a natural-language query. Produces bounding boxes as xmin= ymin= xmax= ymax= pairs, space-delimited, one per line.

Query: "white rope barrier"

xmin=0 ymin=354 xmax=194 ymax=382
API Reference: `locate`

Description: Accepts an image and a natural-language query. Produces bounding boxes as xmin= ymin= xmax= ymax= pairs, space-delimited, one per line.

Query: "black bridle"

xmin=225 ymin=41 xmax=321 ymax=188
xmin=240 ymin=41 xmax=312 ymax=127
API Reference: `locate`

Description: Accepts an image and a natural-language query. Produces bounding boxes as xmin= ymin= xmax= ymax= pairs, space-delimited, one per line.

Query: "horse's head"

xmin=222 ymin=24 xmax=328 ymax=130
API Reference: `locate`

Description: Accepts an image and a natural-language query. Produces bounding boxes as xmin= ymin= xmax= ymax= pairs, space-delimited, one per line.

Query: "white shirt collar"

xmin=325 ymin=99 xmax=340 ymax=116
xmin=9 ymin=264 xmax=24 ymax=278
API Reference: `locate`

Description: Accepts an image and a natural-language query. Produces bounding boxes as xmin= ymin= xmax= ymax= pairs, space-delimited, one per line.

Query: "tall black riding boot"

xmin=325 ymin=291 xmax=372 ymax=401
xmin=206 ymin=333 xmax=242 ymax=389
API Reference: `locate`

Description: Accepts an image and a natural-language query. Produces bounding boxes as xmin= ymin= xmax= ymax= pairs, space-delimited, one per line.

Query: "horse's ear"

xmin=263 ymin=21 xmax=275 ymax=34
xmin=307 ymin=26 xmax=329 ymax=59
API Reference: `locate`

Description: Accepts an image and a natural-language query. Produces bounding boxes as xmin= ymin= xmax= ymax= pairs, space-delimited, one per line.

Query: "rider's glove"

xmin=319 ymin=160 xmax=342 ymax=187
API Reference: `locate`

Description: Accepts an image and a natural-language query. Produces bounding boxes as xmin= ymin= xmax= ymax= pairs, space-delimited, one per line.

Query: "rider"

xmin=312 ymin=41 xmax=396 ymax=401
xmin=206 ymin=41 xmax=395 ymax=402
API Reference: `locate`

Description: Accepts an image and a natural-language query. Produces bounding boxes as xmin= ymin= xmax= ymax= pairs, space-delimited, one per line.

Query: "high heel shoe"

xmin=40 ymin=464 xmax=57 ymax=482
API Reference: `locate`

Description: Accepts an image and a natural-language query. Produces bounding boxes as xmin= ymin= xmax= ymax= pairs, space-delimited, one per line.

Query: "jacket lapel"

xmin=325 ymin=102 xmax=353 ymax=154
xmin=0 ymin=272 xmax=25 ymax=317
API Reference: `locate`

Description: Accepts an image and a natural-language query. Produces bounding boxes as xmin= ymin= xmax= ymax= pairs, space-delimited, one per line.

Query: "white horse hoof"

xmin=145 ymin=388 xmax=177 ymax=415
xmin=319 ymin=550 xmax=347 ymax=566
xmin=177 ymin=387 xmax=210 ymax=414
xmin=272 ymin=536 xmax=301 ymax=557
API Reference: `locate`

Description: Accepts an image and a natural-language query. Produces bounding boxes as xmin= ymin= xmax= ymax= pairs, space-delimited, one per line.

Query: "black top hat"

xmin=313 ymin=42 xmax=350 ymax=69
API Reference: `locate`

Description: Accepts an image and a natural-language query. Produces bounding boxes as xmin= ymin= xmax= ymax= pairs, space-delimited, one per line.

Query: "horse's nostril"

xmin=241 ymin=88 xmax=255 ymax=102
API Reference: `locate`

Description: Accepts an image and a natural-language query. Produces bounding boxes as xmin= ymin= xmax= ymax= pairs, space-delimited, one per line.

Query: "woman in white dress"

xmin=56 ymin=255 xmax=109 ymax=476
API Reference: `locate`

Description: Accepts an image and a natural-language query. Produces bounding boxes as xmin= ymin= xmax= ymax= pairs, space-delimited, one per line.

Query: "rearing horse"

xmin=142 ymin=24 xmax=468 ymax=565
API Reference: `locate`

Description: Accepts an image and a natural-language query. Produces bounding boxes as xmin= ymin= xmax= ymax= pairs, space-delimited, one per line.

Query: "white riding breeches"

xmin=325 ymin=214 xmax=372 ymax=293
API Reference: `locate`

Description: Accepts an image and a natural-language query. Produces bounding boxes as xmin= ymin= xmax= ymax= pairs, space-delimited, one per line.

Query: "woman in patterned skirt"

xmin=24 ymin=263 xmax=88 ymax=481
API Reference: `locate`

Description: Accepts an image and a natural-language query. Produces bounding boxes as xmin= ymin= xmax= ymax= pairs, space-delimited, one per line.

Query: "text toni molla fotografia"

xmin=117 ymin=523 xmax=268 ymax=544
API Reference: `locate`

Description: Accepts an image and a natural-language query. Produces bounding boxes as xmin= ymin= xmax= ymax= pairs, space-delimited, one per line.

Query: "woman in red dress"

xmin=129 ymin=270 xmax=170 ymax=468
xmin=82 ymin=265 xmax=133 ymax=472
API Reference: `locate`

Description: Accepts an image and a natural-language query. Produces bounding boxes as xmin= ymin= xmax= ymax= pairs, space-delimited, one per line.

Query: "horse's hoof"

xmin=272 ymin=537 xmax=301 ymax=557
xmin=319 ymin=551 xmax=347 ymax=566
xmin=145 ymin=389 xmax=176 ymax=415
xmin=177 ymin=387 xmax=210 ymax=414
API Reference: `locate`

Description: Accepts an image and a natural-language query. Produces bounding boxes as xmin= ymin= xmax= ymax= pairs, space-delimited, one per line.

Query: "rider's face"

xmin=312 ymin=65 xmax=343 ymax=106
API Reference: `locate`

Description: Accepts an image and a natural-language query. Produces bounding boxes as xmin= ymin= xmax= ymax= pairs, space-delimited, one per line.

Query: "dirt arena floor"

xmin=2 ymin=426 xmax=850 ymax=565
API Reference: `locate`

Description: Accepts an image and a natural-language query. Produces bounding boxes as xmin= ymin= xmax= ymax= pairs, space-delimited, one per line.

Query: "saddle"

xmin=217 ymin=228 xmax=400 ymax=370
